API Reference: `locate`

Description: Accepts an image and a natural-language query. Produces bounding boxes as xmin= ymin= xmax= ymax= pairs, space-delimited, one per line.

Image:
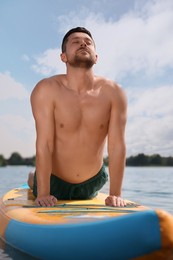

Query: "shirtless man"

xmin=28 ymin=27 xmax=127 ymax=207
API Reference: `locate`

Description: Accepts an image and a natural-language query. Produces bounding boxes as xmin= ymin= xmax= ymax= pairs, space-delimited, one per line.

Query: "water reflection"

xmin=0 ymin=238 xmax=38 ymax=259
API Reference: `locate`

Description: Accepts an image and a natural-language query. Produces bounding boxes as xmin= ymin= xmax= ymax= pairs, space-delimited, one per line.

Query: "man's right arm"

xmin=31 ymin=79 xmax=57 ymax=206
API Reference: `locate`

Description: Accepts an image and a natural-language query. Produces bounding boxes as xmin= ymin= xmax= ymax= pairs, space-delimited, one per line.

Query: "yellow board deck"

xmin=1 ymin=186 xmax=149 ymax=226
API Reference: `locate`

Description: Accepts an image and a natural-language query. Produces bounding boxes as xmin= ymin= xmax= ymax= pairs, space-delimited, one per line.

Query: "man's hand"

xmin=35 ymin=195 xmax=57 ymax=207
xmin=105 ymin=195 xmax=126 ymax=207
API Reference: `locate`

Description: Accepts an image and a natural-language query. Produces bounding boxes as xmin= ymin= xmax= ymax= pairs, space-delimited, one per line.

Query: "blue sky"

xmin=0 ymin=0 xmax=173 ymax=158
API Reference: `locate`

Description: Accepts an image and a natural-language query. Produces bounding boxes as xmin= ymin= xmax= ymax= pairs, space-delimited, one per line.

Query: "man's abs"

xmin=52 ymin=136 xmax=106 ymax=183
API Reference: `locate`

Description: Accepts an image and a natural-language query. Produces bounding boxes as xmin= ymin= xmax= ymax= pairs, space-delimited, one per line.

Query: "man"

xmin=28 ymin=27 xmax=127 ymax=207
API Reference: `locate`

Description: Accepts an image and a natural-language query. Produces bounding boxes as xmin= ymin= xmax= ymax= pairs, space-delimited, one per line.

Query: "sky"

xmin=0 ymin=0 xmax=173 ymax=158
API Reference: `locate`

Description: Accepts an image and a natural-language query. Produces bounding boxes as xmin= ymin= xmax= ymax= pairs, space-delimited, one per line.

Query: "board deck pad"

xmin=1 ymin=186 xmax=149 ymax=225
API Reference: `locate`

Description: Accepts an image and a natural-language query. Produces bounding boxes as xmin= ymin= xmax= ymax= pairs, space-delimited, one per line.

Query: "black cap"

xmin=61 ymin=27 xmax=93 ymax=52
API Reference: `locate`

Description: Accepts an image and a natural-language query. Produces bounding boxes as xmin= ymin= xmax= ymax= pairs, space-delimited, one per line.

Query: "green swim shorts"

xmin=33 ymin=165 xmax=108 ymax=200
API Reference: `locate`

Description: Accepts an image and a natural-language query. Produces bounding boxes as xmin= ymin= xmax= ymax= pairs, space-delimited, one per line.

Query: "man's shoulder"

xmin=96 ymin=76 xmax=123 ymax=93
xmin=30 ymin=75 xmax=66 ymax=104
xmin=96 ymin=76 xmax=126 ymax=105
xmin=32 ymin=74 xmax=66 ymax=93
xmin=36 ymin=74 xmax=65 ymax=87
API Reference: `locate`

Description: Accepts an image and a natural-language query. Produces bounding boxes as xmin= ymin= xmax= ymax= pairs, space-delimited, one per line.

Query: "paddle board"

xmin=0 ymin=185 xmax=173 ymax=259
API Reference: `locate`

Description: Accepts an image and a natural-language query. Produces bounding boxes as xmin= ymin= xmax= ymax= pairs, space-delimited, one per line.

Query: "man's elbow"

xmin=108 ymin=142 xmax=126 ymax=158
xmin=36 ymin=140 xmax=54 ymax=156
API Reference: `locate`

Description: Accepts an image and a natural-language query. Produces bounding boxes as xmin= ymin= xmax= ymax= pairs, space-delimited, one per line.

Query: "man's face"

xmin=61 ymin=32 xmax=98 ymax=68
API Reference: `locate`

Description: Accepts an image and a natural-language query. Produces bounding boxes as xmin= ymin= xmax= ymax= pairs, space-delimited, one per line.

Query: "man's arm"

xmin=31 ymin=80 xmax=57 ymax=206
xmin=105 ymin=84 xmax=127 ymax=207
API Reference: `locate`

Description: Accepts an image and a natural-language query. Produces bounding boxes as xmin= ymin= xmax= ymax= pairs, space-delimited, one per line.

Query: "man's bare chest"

xmin=54 ymin=92 xmax=111 ymax=131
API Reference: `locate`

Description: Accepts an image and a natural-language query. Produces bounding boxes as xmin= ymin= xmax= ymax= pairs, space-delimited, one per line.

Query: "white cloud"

xmin=127 ymin=85 xmax=173 ymax=117
xmin=31 ymin=0 xmax=173 ymax=81
xmin=126 ymin=85 xmax=173 ymax=156
xmin=0 ymin=72 xmax=29 ymax=100
xmin=142 ymin=0 xmax=173 ymax=16
xmin=0 ymin=73 xmax=34 ymax=157
xmin=0 ymin=114 xmax=35 ymax=158
xmin=91 ymin=1 xmax=173 ymax=79
xmin=31 ymin=48 xmax=65 ymax=76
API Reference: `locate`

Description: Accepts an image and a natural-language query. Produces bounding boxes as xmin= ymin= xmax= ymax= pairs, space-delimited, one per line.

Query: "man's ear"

xmin=60 ymin=53 xmax=67 ymax=63
xmin=94 ymin=54 xmax=98 ymax=64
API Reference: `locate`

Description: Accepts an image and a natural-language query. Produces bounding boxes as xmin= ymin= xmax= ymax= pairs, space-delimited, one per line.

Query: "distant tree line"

xmin=0 ymin=152 xmax=173 ymax=167
xmin=104 ymin=153 xmax=173 ymax=167
xmin=0 ymin=152 xmax=35 ymax=167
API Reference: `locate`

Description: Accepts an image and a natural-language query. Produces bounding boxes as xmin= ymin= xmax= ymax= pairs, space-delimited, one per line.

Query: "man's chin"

xmin=68 ymin=55 xmax=95 ymax=68
xmin=70 ymin=61 xmax=94 ymax=69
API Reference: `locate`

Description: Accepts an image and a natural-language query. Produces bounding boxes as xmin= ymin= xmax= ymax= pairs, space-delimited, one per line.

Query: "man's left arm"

xmin=105 ymin=84 xmax=127 ymax=207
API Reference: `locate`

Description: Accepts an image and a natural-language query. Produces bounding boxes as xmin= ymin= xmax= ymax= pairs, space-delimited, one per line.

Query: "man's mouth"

xmin=77 ymin=48 xmax=89 ymax=54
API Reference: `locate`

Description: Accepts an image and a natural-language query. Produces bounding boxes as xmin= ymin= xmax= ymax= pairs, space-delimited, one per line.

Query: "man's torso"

xmin=36 ymin=75 xmax=116 ymax=183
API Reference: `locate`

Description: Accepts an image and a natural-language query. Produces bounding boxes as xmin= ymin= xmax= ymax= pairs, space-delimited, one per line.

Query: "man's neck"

xmin=66 ymin=67 xmax=95 ymax=93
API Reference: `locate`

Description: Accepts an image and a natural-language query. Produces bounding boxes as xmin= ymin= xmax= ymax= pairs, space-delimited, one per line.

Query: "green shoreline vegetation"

xmin=0 ymin=152 xmax=173 ymax=167
xmin=104 ymin=153 xmax=173 ymax=167
xmin=0 ymin=153 xmax=35 ymax=167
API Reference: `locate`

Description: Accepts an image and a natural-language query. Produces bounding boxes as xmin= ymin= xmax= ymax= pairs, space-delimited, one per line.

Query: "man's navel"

xmin=99 ymin=124 xmax=104 ymax=129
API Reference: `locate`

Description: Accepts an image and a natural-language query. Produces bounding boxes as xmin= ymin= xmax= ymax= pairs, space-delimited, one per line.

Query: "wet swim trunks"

xmin=33 ymin=165 xmax=108 ymax=200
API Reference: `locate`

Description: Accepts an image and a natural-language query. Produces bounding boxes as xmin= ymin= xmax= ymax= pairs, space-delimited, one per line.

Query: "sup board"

xmin=0 ymin=185 xmax=173 ymax=259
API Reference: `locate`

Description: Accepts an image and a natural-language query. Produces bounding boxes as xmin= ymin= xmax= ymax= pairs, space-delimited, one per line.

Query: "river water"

xmin=0 ymin=166 xmax=173 ymax=259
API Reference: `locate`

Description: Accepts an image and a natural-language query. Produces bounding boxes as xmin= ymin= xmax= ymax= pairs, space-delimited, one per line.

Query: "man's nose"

xmin=80 ymin=42 xmax=87 ymax=47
